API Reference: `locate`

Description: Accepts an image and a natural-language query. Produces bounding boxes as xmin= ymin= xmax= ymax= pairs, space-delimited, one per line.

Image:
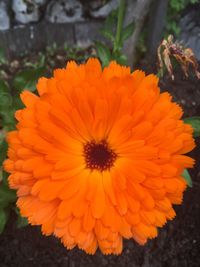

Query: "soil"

xmin=0 ymin=57 xmax=200 ymax=267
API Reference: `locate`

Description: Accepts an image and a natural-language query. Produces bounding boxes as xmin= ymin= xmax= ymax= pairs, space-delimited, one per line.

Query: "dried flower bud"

xmin=158 ymin=35 xmax=200 ymax=80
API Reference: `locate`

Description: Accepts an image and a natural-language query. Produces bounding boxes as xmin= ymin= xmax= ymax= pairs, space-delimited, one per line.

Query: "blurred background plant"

xmin=95 ymin=0 xmax=134 ymax=66
xmin=0 ymin=0 xmax=200 ymax=234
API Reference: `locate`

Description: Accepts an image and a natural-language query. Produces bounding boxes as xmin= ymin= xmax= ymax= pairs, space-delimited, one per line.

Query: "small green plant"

xmin=95 ymin=0 xmax=134 ymax=67
xmin=63 ymin=45 xmax=94 ymax=62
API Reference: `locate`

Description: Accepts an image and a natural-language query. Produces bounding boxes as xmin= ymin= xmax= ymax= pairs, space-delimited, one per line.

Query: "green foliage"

xmin=99 ymin=9 xmax=117 ymax=43
xmin=0 ymin=140 xmax=8 ymax=166
xmin=0 ymin=48 xmax=7 ymax=65
xmin=95 ymin=41 xmax=112 ymax=67
xmin=184 ymin=116 xmax=200 ymax=137
xmin=13 ymin=67 xmax=45 ymax=92
xmin=0 ymin=80 xmax=15 ymax=131
xmin=96 ymin=0 xmax=134 ymax=67
xmin=15 ymin=207 xmax=28 ymax=228
xmin=24 ymin=53 xmax=46 ymax=69
xmin=120 ymin=22 xmax=135 ymax=45
xmin=100 ymin=28 xmax=115 ymax=43
xmin=166 ymin=0 xmax=199 ymax=36
xmin=16 ymin=214 xmax=29 ymax=229
xmin=0 ymin=209 xmax=7 ymax=234
xmin=0 ymin=80 xmax=13 ymax=110
xmin=0 ymin=183 xmax=16 ymax=208
xmin=182 ymin=169 xmax=193 ymax=187
xmin=0 ymin=49 xmax=47 ymax=234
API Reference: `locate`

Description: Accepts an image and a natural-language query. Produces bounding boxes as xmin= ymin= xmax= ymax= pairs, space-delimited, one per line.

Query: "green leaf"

xmin=0 ymin=208 xmax=7 ymax=234
xmin=104 ymin=8 xmax=118 ymax=28
xmin=13 ymin=67 xmax=45 ymax=92
xmin=182 ymin=169 xmax=192 ymax=187
xmin=184 ymin=116 xmax=200 ymax=137
xmin=0 ymin=80 xmax=12 ymax=114
xmin=12 ymin=94 xmax=25 ymax=111
xmin=0 ymin=130 xmax=5 ymax=143
xmin=0 ymin=109 xmax=16 ymax=130
xmin=0 ymin=183 xmax=16 ymax=208
xmin=100 ymin=9 xmax=118 ymax=44
xmin=38 ymin=54 xmax=46 ymax=68
xmin=0 ymin=80 xmax=12 ymax=110
xmin=15 ymin=208 xmax=28 ymax=228
xmin=95 ymin=41 xmax=111 ymax=67
xmin=100 ymin=28 xmax=115 ymax=43
xmin=1 ymin=171 xmax=9 ymax=186
xmin=16 ymin=215 xmax=28 ymax=228
xmin=112 ymin=53 xmax=127 ymax=65
xmin=0 ymin=48 xmax=7 ymax=65
xmin=0 ymin=79 xmax=9 ymax=92
xmin=0 ymin=139 xmax=8 ymax=166
xmin=0 ymin=93 xmax=13 ymax=110
xmin=121 ymin=22 xmax=135 ymax=43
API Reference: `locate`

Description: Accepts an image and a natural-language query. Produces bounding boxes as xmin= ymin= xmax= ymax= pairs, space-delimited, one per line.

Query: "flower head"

xmin=4 ymin=59 xmax=195 ymax=254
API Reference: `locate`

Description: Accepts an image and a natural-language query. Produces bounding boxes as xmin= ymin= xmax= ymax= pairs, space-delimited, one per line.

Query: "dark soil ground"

xmin=0 ymin=55 xmax=200 ymax=267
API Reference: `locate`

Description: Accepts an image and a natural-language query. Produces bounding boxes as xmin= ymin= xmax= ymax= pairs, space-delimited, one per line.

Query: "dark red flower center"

xmin=83 ymin=140 xmax=117 ymax=171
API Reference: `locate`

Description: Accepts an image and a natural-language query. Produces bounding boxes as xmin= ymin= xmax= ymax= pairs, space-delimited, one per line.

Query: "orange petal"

xmin=83 ymin=207 xmax=95 ymax=232
xmin=90 ymin=172 xmax=105 ymax=219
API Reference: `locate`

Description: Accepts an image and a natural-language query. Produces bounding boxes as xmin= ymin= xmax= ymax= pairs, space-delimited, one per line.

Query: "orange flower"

xmin=4 ymin=59 xmax=195 ymax=254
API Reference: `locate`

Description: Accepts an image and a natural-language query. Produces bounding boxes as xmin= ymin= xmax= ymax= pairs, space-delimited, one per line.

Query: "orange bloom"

xmin=4 ymin=59 xmax=195 ymax=254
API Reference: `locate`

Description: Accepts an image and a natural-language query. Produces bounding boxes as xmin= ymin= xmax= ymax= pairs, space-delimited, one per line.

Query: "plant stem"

xmin=114 ymin=0 xmax=126 ymax=53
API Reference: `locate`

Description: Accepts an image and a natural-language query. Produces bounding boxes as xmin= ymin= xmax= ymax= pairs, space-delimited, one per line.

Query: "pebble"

xmin=12 ymin=0 xmax=46 ymax=24
xmin=192 ymin=101 xmax=196 ymax=106
xmin=180 ymin=99 xmax=186 ymax=105
xmin=46 ymin=0 xmax=84 ymax=23
xmin=10 ymin=60 xmax=20 ymax=69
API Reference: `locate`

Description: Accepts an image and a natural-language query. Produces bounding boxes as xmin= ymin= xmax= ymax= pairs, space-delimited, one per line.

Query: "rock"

xmin=0 ymin=1 xmax=10 ymax=30
xmin=179 ymin=9 xmax=198 ymax=31
xmin=12 ymin=0 xmax=47 ymax=24
xmin=179 ymin=13 xmax=191 ymax=29
xmin=75 ymin=21 xmax=103 ymax=47
xmin=46 ymin=0 xmax=84 ymax=23
xmin=87 ymin=0 xmax=106 ymax=10
xmin=0 ymin=21 xmax=74 ymax=57
xmin=89 ymin=0 xmax=119 ymax=18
